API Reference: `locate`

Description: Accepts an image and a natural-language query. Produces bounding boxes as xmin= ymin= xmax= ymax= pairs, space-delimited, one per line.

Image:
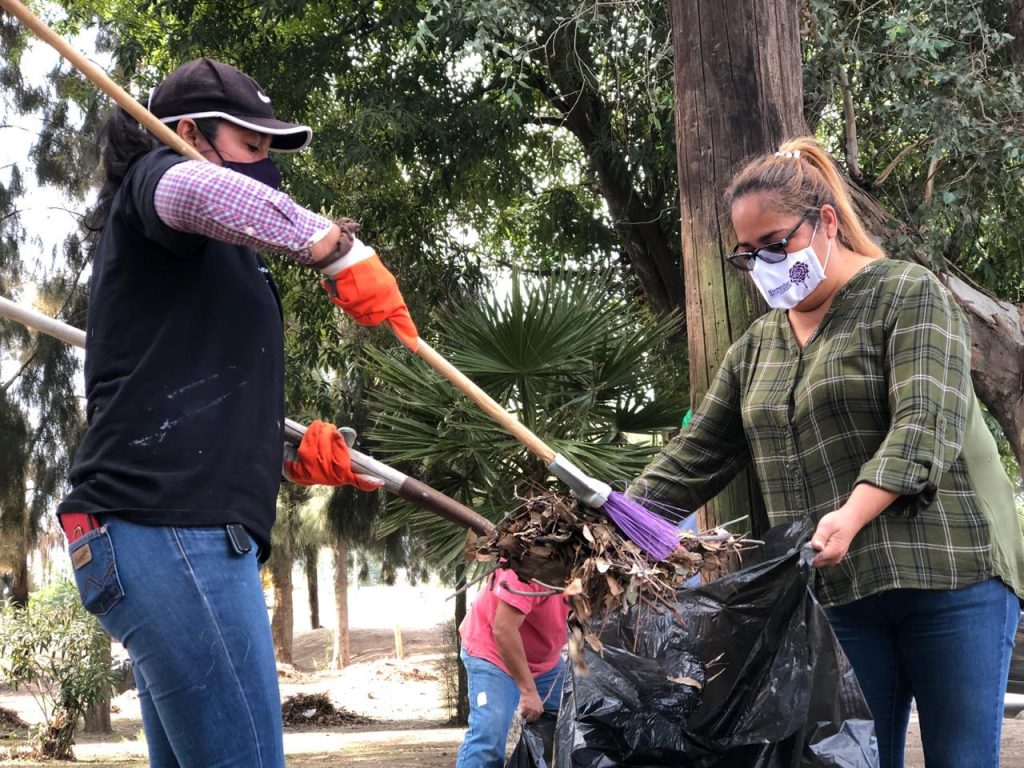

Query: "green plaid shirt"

xmin=630 ymin=258 xmax=1024 ymax=608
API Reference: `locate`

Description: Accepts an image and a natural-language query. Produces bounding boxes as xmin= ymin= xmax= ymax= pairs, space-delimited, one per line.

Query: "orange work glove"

xmin=284 ymin=420 xmax=383 ymax=491
xmin=320 ymin=239 xmax=420 ymax=351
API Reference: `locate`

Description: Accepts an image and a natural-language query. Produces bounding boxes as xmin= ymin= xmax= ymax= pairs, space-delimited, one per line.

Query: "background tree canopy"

xmin=1 ymin=0 xmax=1021 ymax=595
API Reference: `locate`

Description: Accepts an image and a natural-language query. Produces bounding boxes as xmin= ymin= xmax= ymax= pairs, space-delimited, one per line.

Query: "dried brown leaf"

xmin=667 ymin=675 xmax=702 ymax=689
xmin=605 ymin=574 xmax=623 ymax=596
xmin=563 ymin=578 xmax=584 ymax=596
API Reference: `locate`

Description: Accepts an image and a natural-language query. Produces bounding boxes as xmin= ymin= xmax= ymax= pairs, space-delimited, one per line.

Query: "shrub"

xmin=0 ymin=581 xmax=116 ymax=759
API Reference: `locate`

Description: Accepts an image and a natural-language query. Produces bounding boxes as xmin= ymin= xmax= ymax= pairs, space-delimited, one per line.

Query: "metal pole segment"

xmin=0 ymin=296 xmax=494 ymax=535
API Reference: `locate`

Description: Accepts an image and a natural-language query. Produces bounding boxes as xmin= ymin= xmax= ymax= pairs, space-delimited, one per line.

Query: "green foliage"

xmin=55 ymin=0 xmax=679 ymax=299
xmin=0 ymin=19 xmax=89 ymax=596
xmin=364 ymin=271 xmax=684 ymax=570
xmin=0 ymin=581 xmax=116 ymax=759
xmin=805 ymin=0 xmax=1024 ymax=302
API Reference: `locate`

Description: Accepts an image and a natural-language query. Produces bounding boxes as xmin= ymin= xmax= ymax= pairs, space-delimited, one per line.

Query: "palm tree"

xmin=361 ymin=269 xmax=684 ymax=723
xmin=365 ymin=270 xmax=686 ymax=568
xmin=268 ymin=484 xmax=328 ymax=665
xmin=362 ymin=270 xmax=688 ymax=720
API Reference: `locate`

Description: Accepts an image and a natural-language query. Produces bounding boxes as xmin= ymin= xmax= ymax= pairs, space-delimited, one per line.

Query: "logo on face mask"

xmin=789 ymin=262 xmax=810 ymax=284
xmin=751 ymin=225 xmax=831 ymax=309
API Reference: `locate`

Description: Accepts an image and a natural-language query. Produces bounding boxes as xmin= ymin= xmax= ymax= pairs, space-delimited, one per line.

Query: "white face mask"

xmin=750 ymin=224 xmax=831 ymax=309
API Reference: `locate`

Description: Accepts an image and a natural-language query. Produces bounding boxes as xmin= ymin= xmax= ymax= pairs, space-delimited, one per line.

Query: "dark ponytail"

xmin=83 ymin=105 xmax=220 ymax=233
xmin=83 ymin=105 xmax=159 ymax=232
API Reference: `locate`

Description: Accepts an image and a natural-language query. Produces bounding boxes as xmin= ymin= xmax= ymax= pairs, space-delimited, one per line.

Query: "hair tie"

xmin=774 ymin=149 xmax=801 ymax=159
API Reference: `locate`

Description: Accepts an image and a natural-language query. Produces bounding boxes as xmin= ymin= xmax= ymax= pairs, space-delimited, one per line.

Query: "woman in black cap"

xmin=58 ymin=58 xmax=409 ymax=767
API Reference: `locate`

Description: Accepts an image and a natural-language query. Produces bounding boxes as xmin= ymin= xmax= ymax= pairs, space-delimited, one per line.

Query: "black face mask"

xmin=198 ymin=126 xmax=283 ymax=190
xmin=221 ymin=157 xmax=282 ymax=190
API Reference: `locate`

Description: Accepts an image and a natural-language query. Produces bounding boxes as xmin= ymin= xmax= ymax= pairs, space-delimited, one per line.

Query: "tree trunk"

xmin=939 ymin=275 xmax=1024 ymax=481
xmin=269 ymin=554 xmax=293 ymax=664
xmin=330 ymin=538 xmax=350 ymax=670
xmin=537 ymin=20 xmax=685 ymax=322
xmin=83 ymin=697 xmax=111 ymax=734
xmin=1011 ymin=1 xmax=1024 ymax=66
xmin=8 ymin=548 xmax=29 ymax=607
xmin=668 ymin=0 xmax=804 ymax=532
xmin=305 ymin=549 xmax=320 ymax=630
xmin=83 ymin=637 xmax=112 ymax=733
xmin=454 ymin=568 xmax=469 ymax=726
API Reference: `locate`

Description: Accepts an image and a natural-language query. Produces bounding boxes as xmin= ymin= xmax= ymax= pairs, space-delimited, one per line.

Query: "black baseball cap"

xmin=148 ymin=58 xmax=312 ymax=152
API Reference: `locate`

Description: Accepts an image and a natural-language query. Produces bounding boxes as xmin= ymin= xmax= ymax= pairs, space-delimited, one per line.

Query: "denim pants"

xmin=68 ymin=516 xmax=284 ymax=768
xmin=456 ymin=649 xmax=564 ymax=768
xmin=826 ymin=578 xmax=1019 ymax=768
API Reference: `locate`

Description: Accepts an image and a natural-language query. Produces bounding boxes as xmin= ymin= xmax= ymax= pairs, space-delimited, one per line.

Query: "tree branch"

xmin=922 ymin=156 xmax=940 ymax=204
xmin=874 ymin=137 xmax=932 ymax=186
xmin=836 ymin=57 xmax=863 ymax=182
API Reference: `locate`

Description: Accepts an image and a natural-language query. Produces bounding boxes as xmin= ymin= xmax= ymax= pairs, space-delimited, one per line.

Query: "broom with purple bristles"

xmin=403 ymin=337 xmax=681 ymax=561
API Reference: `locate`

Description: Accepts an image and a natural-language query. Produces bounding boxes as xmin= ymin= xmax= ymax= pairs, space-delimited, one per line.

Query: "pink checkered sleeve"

xmin=153 ymin=160 xmax=333 ymax=265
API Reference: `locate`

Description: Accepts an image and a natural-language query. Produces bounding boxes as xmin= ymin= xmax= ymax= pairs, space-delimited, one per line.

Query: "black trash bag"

xmin=508 ymin=712 xmax=558 ymax=768
xmin=554 ymin=520 xmax=878 ymax=768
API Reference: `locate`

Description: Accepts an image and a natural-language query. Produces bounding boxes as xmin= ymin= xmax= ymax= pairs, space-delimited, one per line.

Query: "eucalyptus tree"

xmin=0 ymin=16 xmax=95 ymax=603
xmin=55 ymin=0 xmax=680 ymax=311
xmin=802 ymin=0 xmax=1024 ymax=476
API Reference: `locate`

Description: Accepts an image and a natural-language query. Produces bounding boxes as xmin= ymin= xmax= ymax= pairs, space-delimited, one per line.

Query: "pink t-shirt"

xmin=459 ymin=568 xmax=570 ymax=676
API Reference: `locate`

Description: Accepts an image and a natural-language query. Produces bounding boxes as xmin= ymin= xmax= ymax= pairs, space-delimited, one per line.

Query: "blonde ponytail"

xmin=724 ymin=136 xmax=884 ymax=259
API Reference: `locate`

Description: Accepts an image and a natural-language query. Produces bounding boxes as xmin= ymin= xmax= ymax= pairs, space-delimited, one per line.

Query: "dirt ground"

xmin=0 ymin=623 xmax=464 ymax=767
xmin=2 ymin=577 xmax=1024 ymax=766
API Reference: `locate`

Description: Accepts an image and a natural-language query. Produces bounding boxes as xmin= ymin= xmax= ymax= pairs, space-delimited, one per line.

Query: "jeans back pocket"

xmin=69 ymin=526 xmax=125 ymax=616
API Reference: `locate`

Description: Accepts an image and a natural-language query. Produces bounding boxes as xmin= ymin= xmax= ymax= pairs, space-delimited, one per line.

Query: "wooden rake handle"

xmin=413 ymin=339 xmax=611 ymax=508
xmin=0 ymin=0 xmax=204 ymax=161
xmin=414 ymin=340 xmax=556 ymax=465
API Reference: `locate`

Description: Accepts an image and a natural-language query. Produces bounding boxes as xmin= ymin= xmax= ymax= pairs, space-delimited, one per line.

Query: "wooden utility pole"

xmin=668 ymin=0 xmax=807 ymax=533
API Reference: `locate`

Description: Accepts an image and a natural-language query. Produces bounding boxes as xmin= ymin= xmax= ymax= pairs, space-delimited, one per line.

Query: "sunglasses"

xmin=727 ymin=210 xmax=814 ymax=272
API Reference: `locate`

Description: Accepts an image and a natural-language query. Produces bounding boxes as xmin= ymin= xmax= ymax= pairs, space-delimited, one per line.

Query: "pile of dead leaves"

xmin=472 ymin=492 xmax=750 ymax=630
xmin=280 ymin=693 xmax=375 ymax=728
xmin=0 ymin=706 xmax=28 ymax=731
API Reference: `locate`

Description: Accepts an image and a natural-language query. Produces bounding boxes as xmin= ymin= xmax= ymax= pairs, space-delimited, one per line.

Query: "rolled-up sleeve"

xmin=855 ymin=272 xmax=971 ymax=513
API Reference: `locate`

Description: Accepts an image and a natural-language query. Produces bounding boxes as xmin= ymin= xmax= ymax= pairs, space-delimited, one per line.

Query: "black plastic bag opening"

xmin=507 ymin=712 xmax=558 ymax=768
xmin=554 ymin=520 xmax=879 ymax=767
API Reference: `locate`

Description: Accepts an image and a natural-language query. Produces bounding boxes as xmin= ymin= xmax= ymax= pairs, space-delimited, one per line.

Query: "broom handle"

xmin=1 ymin=3 xmax=499 ymax=533
xmin=1 ymin=0 xmax=558 ymax=470
xmin=282 ymin=418 xmax=492 ymax=535
xmin=0 ymin=0 xmax=204 ymax=162
xmin=0 ymin=296 xmax=494 ymax=536
xmin=415 ymin=340 xmax=556 ymax=465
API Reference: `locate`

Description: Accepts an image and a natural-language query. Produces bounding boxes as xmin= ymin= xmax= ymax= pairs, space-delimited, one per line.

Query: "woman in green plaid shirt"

xmin=630 ymin=136 xmax=1024 ymax=768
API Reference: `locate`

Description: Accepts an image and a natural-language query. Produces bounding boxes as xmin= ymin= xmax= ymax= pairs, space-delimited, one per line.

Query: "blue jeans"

xmin=826 ymin=578 xmax=1019 ymax=768
xmin=456 ymin=649 xmax=564 ymax=768
xmin=68 ymin=517 xmax=284 ymax=768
